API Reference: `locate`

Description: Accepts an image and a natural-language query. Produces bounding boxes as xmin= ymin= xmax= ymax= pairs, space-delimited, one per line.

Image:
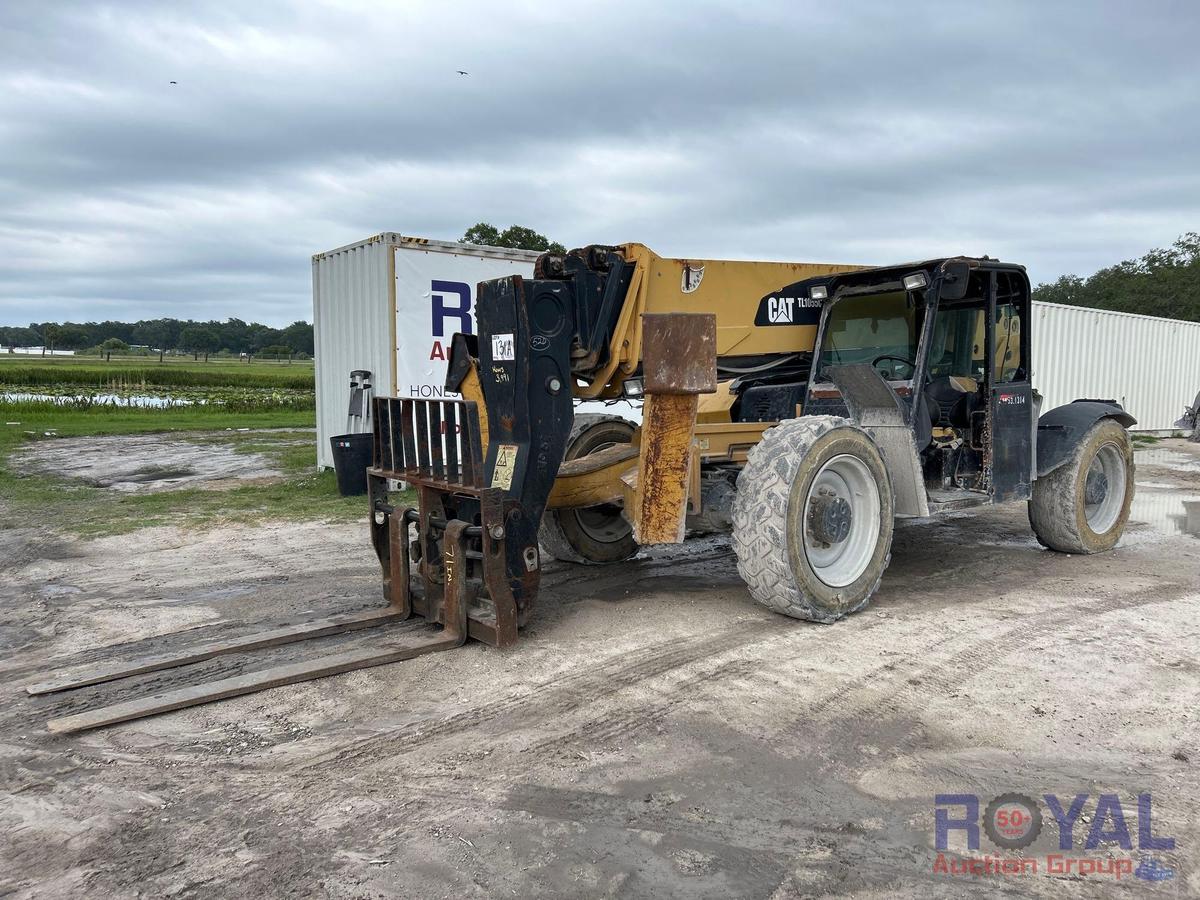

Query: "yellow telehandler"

xmin=35 ymin=244 xmax=1135 ymax=731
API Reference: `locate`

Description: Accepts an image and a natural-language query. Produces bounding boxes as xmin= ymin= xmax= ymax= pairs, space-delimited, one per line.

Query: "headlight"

xmin=810 ymin=285 xmax=828 ymax=301
xmin=903 ymin=272 xmax=928 ymax=291
xmin=623 ymin=377 xmax=645 ymax=398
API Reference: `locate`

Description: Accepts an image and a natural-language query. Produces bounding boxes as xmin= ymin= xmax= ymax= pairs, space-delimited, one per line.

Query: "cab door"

xmin=987 ymin=271 xmax=1033 ymax=501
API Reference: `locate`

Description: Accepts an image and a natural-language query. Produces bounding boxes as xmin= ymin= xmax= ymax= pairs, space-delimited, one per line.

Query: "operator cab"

xmin=801 ymin=258 xmax=1034 ymax=504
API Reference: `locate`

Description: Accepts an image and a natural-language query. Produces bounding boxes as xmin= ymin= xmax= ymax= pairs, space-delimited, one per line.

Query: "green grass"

xmin=1131 ymin=433 xmax=1161 ymax=445
xmin=0 ymin=402 xmax=392 ymax=537
xmin=0 ymin=356 xmax=313 ymax=390
xmin=53 ymin=468 xmax=372 ymax=537
xmin=0 ymin=402 xmax=313 ymax=439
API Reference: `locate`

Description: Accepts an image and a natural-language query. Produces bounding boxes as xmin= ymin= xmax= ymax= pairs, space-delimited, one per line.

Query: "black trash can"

xmin=330 ymin=432 xmax=373 ymax=496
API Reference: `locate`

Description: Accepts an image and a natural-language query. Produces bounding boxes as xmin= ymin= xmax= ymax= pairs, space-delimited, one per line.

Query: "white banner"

xmin=394 ymin=246 xmax=534 ymax=399
xmin=393 ymin=245 xmax=640 ymax=421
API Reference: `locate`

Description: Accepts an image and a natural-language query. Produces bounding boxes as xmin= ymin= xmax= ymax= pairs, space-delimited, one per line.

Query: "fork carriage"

xmin=367 ymin=396 xmax=528 ymax=648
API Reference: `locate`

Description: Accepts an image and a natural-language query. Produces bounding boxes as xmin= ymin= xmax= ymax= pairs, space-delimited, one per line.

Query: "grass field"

xmin=0 ymin=353 xmax=381 ymax=536
xmin=0 ymin=353 xmax=314 ymax=390
xmin=0 ymin=402 xmax=380 ymax=536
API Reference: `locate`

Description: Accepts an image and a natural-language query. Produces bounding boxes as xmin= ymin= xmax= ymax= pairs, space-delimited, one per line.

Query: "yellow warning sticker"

xmin=492 ymin=443 xmax=519 ymax=490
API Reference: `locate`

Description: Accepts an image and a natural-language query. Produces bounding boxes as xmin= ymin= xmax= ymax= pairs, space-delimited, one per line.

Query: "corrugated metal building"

xmin=1030 ymin=301 xmax=1200 ymax=432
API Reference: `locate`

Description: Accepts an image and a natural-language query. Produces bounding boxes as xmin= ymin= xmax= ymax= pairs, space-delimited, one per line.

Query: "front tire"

xmin=732 ymin=416 xmax=895 ymax=623
xmin=1028 ymin=418 xmax=1134 ymax=553
xmin=538 ymin=414 xmax=639 ymax=564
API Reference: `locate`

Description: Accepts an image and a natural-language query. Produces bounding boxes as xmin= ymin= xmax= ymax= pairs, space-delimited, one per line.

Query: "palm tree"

xmin=42 ymin=324 xmax=61 ymax=356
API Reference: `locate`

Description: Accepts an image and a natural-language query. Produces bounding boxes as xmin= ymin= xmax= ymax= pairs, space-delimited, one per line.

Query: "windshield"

xmin=816 ymin=290 xmax=918 ymax=380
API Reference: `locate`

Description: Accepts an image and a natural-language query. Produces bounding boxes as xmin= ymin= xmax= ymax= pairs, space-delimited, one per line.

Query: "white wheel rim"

xmin=1085 ymin=442 xmax=1126 ymax=534
xmin=801 ymin=454 xmax=882 ymax=588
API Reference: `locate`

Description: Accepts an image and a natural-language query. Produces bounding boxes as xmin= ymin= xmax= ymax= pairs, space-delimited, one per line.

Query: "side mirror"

xmin=939 ymin=259 xmax=972 ymax=300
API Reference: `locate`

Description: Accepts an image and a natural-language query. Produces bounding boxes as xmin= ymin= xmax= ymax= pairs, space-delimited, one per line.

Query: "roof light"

xmin=903 ymin=272 xmax=928 ymax=291
xmin=810 ymin=285 xmax=828 ymax=301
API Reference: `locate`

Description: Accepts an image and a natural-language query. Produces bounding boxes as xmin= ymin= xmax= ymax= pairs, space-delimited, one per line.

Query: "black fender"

xmin=1036 ymin=400 xmax=1136 ymax=477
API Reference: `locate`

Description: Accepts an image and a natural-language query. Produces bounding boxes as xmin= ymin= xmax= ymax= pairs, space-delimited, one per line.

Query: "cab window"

xmin=993 ymin=272 xmax=1025 ymax=382
xmin=928 ymin=304 xmax=987 ymax=380
xmin=817 ymin=290 xmax=917 ymax=379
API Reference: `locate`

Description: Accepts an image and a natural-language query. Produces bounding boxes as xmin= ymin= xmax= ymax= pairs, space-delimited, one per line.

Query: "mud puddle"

xmin=11 ymin=433 xmax=285 ymax=493
xmin=1137 ymin=446 xmax=1200 ymax=473
xmin=2 ymin=391 xmax=198 ymax=408
xmin=1127 ymin=442 xmax=1200 ymax=540
xmin=1127 ymin=488 xmax=1200 ymax=539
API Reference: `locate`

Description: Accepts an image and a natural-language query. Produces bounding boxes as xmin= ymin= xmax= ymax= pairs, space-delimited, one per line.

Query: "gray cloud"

xmin=1 ymin=0 xmax=1197 ymax=325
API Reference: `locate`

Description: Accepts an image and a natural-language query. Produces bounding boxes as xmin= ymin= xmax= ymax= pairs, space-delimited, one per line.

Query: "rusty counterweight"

xmin=625 ymin=313 xmax=717 ymax=545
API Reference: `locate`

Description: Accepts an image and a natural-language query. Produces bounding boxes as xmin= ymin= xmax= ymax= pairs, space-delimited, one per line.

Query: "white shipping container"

xmin=1031 ymin=301 xmax=1200 ymax=431
xmin=312 ymin=234 xmax=543 ymax=469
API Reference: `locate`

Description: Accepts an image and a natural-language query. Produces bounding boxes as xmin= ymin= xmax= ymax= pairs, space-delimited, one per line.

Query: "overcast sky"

xmin=1 ymin=1 xmax=1197 ymax=327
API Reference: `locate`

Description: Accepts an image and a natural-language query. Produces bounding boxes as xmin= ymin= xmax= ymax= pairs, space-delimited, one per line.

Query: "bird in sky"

xmin=456 ymin=70 xmax=469 ymax=76
xmin=169 ymin=81 xmax=177 ymax=84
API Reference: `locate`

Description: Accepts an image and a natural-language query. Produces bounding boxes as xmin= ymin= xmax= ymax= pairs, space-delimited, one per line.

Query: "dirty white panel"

xmin=312 ymin=235 xmax=394 ymax=469
xmin=1032 ymin=301 xmax=1200 ymax=431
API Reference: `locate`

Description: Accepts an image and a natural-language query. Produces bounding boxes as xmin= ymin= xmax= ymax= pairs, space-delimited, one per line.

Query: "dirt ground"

xmin=1 ymin=439 xmax=1198 ymax=898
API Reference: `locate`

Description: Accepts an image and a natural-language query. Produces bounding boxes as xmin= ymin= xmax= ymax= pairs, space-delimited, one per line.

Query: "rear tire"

xmin=539 ymin=414 xmax=639 ymax=564
xmin=732 ymin=416 xmax=894 ymax=623
xmin=1028 ymin=418 xmax=1134 ymax=553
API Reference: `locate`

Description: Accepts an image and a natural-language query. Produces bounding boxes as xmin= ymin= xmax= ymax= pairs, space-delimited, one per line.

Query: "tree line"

xmin=3 ymin=229 xmax=1192 ymax=360
xmin=1032 ymin=232 xmax=1200 ymax=322
xmin=0 ymin=318 xmax=314 ymax=358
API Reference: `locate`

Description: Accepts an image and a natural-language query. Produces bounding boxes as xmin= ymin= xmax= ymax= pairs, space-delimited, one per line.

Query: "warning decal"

xmin=492 ymin=443 xmax=519 ymax=490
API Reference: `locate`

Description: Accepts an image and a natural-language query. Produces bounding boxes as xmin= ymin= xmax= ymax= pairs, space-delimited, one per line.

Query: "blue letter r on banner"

xmin=432 ymin=280 xmax=472 ymax=337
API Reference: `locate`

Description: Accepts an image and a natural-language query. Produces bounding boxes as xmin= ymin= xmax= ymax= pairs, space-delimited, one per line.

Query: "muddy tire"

xmin=538 ymin=413 xmax=638 ymax=564
xmin=732 ymin=416 xmax=894 ymax=623
xmin=1028 ymin=418 xmax=1134 ymax=553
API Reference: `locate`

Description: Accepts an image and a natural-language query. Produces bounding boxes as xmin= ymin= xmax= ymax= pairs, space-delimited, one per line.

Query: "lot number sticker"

xmin=492 ymin=333 xmax=515 ymax=361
